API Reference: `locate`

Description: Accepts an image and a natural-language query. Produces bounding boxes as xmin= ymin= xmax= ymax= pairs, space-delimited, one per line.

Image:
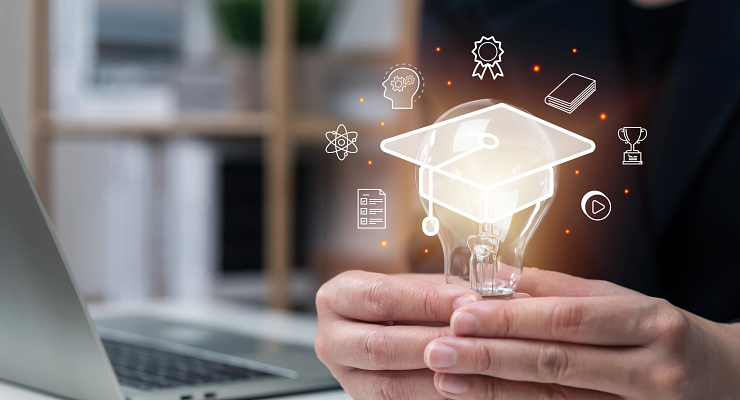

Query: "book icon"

xmin=545 ymin=73 xmax=596 ymax=114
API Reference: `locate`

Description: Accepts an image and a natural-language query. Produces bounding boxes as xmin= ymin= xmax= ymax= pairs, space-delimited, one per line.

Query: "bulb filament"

xmin=467 ymin=227 xmax=501 ymax=296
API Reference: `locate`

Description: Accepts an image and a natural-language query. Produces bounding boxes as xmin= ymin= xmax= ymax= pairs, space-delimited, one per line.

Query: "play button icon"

xmin=592 ymin=199 xmax=605 ymax=214
xmin=582 ymin=191 xmax=611 ymax=221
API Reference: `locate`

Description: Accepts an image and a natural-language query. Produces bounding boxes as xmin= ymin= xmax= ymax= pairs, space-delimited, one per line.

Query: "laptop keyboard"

xmin=102 ymin=338 xmax=280 ymax=391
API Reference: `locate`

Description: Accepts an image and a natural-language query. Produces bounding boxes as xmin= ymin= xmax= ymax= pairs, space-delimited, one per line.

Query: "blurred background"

xmin=2 ymin=0 xmax=430 ymax=312
xmin=2 ymin=0 xmax=697 ymax=315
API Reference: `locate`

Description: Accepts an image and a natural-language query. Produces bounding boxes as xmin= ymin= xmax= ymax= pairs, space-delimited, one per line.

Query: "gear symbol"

xmin=405 ymin=75 xmax=415 ymax=85
xmin=391 ymin=76 xmax=406 ymax=92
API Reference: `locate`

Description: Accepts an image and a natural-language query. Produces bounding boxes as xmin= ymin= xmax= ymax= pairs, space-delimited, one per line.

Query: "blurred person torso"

xmin=418 ymin=0 xmax=740 ymax=322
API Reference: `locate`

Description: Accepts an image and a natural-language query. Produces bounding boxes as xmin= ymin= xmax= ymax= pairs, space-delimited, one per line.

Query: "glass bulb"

xmin=414 ymin=99 xmax=559 ymax=296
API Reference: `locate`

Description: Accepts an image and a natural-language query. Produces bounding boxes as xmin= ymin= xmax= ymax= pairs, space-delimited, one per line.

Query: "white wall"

xmin=0 ymin=1 xmax=32 ymax=163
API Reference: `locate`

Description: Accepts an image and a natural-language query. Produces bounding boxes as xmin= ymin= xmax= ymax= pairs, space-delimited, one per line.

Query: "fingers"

xmin=425 ymin=337 xmax=638 ymax=398
xmin=320 ymin=319 xmax=452 ymax=370
xmin=394 ymin=273 xmax=447 ymax=284
xmin=319 ymin=270 xmax=481 ymax=323
xmin=517 ymin=267 xmax=639 ymax=297
xmin=338 ymin=368 xmax=444 ymax=400
xmin=433 ymin=373 xmax=624 ymax=400
xmin=451 ymin=295 xmax=664 ymax=346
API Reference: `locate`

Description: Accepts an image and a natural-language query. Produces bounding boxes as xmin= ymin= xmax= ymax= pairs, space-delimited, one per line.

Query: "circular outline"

xmin=477 ymin=133 xmax=500 ymax=150
xmin=422 ymin=216 xmax=440 ymax=236
xmin=477 ymin=42 xmax=498 ymax=62
xmin=581 ymin=191 xmax=611 ymax=221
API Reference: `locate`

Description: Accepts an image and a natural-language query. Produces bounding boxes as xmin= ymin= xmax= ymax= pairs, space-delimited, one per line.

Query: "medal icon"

xmin=472 ymin=36 xmax=504 ymax=80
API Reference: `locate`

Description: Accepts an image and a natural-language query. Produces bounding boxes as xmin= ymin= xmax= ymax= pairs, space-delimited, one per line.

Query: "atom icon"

xmin=325 ymin=124 xmax=358 ymax=161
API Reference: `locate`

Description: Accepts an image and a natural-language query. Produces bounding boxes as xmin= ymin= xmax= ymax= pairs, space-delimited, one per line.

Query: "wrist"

xmin=702 ymin=321 xmax=740 ymax=397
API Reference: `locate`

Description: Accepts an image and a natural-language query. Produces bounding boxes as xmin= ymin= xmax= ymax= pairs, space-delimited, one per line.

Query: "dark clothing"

xmin=420 ymin=0 xmax=740 ymax=322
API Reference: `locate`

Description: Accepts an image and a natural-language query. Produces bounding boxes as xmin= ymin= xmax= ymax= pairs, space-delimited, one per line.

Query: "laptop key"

xmin=102 ymin=338 xmax=281 ymax=391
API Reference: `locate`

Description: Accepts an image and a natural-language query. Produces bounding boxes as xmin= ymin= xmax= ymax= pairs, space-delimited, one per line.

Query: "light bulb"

xmin=381 ymin=99 xmax=593 ymax=297
xmin=417 ymin=100 xmax=557 ymax=296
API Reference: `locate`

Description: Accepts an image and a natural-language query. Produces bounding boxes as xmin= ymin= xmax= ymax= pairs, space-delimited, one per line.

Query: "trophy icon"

xmin=618 ymin=127 xmax=647 ymax=165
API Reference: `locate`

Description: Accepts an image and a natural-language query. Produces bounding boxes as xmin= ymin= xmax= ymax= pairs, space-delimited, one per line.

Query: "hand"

xmin=314 ymin=270 xmax=482 ymax=400
xmin=424 ymin=268 xmax=740 ymax=400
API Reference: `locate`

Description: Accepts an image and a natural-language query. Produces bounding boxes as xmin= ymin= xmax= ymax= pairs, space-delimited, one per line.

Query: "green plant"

xmin=214 ymin=0 xmax=341 ymax=49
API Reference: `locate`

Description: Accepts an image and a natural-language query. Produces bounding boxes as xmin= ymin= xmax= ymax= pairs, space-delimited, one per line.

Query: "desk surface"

xmin=0 ymin=300 xmax=351 ymax=400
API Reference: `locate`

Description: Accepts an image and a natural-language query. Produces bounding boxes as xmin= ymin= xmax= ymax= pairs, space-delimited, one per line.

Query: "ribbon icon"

xmin=472 ymin=36 xmax=504 ymax=80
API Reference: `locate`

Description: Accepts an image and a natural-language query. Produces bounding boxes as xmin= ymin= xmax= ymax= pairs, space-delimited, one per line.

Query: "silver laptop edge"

xmin=0 ymin=109 xmax=337 ymax=400
xmin=0 ymin=110 xmax=125 ymax=399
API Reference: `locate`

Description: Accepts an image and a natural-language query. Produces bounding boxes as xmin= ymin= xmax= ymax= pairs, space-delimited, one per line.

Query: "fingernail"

xmin=452 ymin=311 xmax=480 ymax=335
xmin=453 ymin=295 xmax=477 ymax=310
xmin=426 ymin=343 xmax=457 ymax=368
xmin=438 ymin=373 xmax=468 ymax=394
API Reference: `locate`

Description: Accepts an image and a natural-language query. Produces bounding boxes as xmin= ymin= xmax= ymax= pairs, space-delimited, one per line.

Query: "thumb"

xmin=516 ymin=267 xmax=640 ymax=297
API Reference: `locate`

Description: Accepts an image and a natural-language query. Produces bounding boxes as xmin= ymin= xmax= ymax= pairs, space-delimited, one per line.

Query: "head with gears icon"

xmin=382 ymin=67 xmax=420 ymax=109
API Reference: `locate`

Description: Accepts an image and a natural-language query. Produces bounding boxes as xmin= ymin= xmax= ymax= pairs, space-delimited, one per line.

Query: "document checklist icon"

xmin=358 ymin=189 xmax=386 ymax=229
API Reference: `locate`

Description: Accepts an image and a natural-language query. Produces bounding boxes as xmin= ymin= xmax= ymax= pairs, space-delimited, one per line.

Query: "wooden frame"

xmin=30 ymin=0 xmax=422 ymax=308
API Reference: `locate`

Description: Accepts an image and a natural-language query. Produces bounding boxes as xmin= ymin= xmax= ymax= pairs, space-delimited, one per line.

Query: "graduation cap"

xmin=380 ymin=103 xmax=595 ymax=235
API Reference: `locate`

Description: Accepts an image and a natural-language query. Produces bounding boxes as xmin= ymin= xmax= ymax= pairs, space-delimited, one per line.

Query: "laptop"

xmin=0 ymin=109 xmax=338 ymax=400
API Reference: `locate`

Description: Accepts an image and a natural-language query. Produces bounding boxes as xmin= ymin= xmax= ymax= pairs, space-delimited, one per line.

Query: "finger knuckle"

xmin=638 ymin=298 xmax=690 ymax=344
xmin=370 ymin=374 xmax=407 ymax=400
xmin=656 ymin=302 xmax=690 ymax=340
xmin=648 ymin=361 xmax=689 ymax=399
xmin=483 ymin=377 xmax=500 ymax=400
xmin=489 ymin=302 xmax=514 ymax=337
xmin=419 ymin=285 xmax=442 ymax=321
xmin=535 ymin=344 xmax=572 ymax=383
xmin=315 ymin=282 xmax=334 ymax=312
xmin=314 ymin=335 xmax=330 ymax=364
xmin=548 ymin=302 xmax=584 ymax=338
xmin=365 ymin=279 xmax=394 ymax=320
xmin=541 ymin=384 xmax=569 ymax=400
xmin=471 ymin=342 xmax=495 ymax=373
xmin=363 ymin=328 xmax=392 ymax=369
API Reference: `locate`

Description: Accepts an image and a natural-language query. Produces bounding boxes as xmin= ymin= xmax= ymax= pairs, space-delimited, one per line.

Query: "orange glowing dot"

xmin=624 ymin=189 xmax=629 ymax=194
xmin=359 ymin=97 xmax=364 ymax=102
xmin=600 ymin=113 xmax=607 ymax=120
xmin=424 ymin=248 xmax=429 ymax=254
xmin=572 ymin=48 xmax=578 ymax=53
xmin=380 ymin=121 xmax=385 ymax=126
xmin=367 ymin=160 xmax=372 ymax=165
xmin=436 ymin=47 xmax=441 ymax=52
xmin=447 ymin=80 xmax=452 ymax=86
xmin=565 ymin=229 xmax=570 ymax=234
xmin=380 ymin=240 xmax=387 ymax=247
xmin=533 ymin=65 xmax=540 ymax=72
xmin=575 ymin=170 xmax=580 ymax=175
